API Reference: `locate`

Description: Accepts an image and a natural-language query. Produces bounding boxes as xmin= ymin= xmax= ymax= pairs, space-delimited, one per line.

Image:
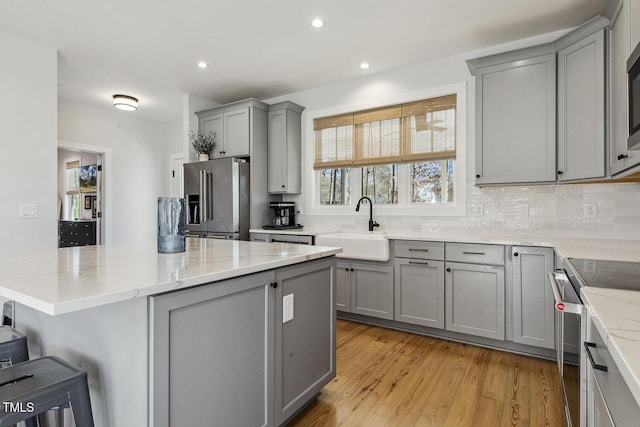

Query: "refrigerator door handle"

xmin=206 ymin=171 xmax=214 ymax=220
xmin=199 ymin=170 xmax=206 ymax=223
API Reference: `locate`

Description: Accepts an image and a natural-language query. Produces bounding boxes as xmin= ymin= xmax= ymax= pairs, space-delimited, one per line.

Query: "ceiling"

xmin=0 ymin=0 xmax=604 ymax=123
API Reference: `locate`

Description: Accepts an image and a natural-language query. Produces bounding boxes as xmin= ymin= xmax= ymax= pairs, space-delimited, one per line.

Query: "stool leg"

xmin=68 ymin=379 xmax=94 ymax=427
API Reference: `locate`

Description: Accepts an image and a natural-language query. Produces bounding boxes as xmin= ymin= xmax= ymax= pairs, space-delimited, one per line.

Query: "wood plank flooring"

xmin=288 ymin=320 xmax=566 ymax=427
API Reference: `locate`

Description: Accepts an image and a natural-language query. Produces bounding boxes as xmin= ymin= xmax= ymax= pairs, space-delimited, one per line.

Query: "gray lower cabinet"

xmin=468 ymin=45 xmax=557 ymax=185
xmin=149 ymin=257 xmax=336 ymax=427
xmin=445 ymin=261 xmax=505 ymax=340
xmin=335 ymin=261 xmax=393 ymax=320
xmin=335 ymin=261 xmax=351 ymax=312
xmin=557 ymin=28 xmax=606 ymax=181
xmin=511 ymin=246 xmax=555 ymax=349
xmin=274 ymin=258 xmax=335 ymax=425
xmin=250 ymin=232 xmax=270 ymax=242
xmin=394 ymin=258 xmax=445 ymax=329
xmin=150 ymin=270 xmax=275 ymax=427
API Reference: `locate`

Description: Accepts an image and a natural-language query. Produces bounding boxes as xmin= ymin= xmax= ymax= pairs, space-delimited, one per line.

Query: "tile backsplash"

xmin=303 ymin=182 xmax=640 ymax=240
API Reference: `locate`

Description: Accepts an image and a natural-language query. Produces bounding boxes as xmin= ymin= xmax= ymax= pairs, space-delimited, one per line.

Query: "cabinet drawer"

xmin=394 ymin=240 xmax=444 ymax=260
xmin=445 ymin=243 xmax=504 ymax=265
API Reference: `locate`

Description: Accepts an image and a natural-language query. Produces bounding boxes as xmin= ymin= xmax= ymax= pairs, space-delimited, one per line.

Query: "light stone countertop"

xmin=581 ymin=288 xmax=640 ymax=407
xmin=0 ymin=238 xmax=341 ymax=316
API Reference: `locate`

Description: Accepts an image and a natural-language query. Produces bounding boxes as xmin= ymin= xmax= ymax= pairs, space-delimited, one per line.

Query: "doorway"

xmin=57 ymin=141 xmax=111 ymax=246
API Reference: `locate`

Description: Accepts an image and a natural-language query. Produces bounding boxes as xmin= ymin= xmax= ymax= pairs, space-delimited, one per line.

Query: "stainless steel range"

xmin=549 ymin=258 xmax=640 ymax=427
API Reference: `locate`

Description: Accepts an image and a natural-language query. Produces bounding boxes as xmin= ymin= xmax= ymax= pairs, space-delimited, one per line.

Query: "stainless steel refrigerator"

xmin=183 ymin=158 xmax=250 ymax=240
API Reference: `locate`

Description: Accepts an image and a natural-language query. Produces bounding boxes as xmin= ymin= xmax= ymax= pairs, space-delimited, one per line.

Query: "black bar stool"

xmin=0 ymin=326 xmax=28 ymax=367
xmin=0 ymin=356 xmax=94 ymax=427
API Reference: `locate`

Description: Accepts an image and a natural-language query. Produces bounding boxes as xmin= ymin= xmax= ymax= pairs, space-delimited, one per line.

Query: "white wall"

xmin=183 ymin=94 xmax=219 ymax=162
xmin=263 ymin=29 xmax=640 ymax=240
xmin=0 ymin=30 xmax=57 ymax=254
xmin=58 ymin=100 xmax=172 ymax=244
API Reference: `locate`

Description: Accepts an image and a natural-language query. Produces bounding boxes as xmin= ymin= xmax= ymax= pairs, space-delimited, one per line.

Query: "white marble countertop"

xmin=581 ymin=288 xmax=640 ymax=407
xmin=0 ymin=238 xmax=341 ymax=316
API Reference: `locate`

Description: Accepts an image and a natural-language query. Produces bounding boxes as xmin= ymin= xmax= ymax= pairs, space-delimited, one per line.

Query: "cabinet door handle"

xmin=408 ymin=261 xmax=428 ymax=265
xmin=513 ymin=252 xmax=519 ymax=257
xmin=618 ymin=153 xmax=629 ymax=160
xmin=408 ymin=248 xmax=428 ymax=252
xmin=270 ymin=282 xmax=278 ymax=289
xmin=475 ymin=174 xmax=480 ymax=179
xmin=462 ymin=251 xmax=485 ymax=256
xmin=446 ymin=268 xmax=451 ymax=272
xmin=557 ymin=171 xmax=564 ymax=175
xmin=584 ymin=342 xmax=607 ymax=372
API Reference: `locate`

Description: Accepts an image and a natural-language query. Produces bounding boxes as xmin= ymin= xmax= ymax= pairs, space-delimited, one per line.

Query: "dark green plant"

xmin=189 ymin=130 xmax=216 ymax=154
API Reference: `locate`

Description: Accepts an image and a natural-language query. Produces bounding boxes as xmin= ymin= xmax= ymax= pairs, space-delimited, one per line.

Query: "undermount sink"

xmin=315 ymin=232 xmax=389 ymax=261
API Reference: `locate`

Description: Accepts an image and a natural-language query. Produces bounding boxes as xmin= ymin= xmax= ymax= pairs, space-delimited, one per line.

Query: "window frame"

xmin=306 ymin=82 xmax=467 ymax=217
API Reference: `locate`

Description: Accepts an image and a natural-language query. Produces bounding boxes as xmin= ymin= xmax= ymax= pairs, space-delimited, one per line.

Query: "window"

xmin=319 ymin=168 xmax=351 ymax=205
xmin=310 ymin=84 xmax=465 ymax=215
xmin=361 ymin=165 xmax=398 ymax=204
xmin=411 ymin=160 xmax=454 ymax=203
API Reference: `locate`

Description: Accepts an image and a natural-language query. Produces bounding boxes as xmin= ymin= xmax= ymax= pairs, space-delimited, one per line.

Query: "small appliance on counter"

xmin=263 ymin=201 xmax=302 ymax=230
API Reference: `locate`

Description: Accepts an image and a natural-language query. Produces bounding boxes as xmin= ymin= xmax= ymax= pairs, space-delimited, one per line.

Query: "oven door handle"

xmin=548 ymin=272 xmax=583 ymax=314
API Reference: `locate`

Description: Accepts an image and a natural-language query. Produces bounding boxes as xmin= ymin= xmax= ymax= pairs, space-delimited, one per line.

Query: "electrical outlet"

xmin=584 ymin=202 xmax=597 ymax=218
xmin=283 ymin=293 xmax=294 ymax=323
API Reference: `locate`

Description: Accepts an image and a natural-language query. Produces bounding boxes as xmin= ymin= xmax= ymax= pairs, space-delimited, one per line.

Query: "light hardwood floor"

xmin=288 ymin=319 xmax=566 ymax=427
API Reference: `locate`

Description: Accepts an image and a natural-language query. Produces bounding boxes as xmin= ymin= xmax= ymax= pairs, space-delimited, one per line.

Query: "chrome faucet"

xmin=355 ymin=196 xmax=379 ymax=232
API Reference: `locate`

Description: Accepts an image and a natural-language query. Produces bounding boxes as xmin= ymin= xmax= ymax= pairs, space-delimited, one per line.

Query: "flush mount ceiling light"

xmin=198 ymin=61 xmax=208 ymax=69
xmin=311 ymin=18 xmax=324 ymax=28
xmin=112 ymin=94 xmax=138 ymax=111
xmin=360 ymin=62 xmax=370 ymax=69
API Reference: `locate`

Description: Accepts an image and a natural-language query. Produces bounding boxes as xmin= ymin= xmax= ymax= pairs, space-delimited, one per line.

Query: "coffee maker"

xmin=264 ymin=202 xmax=302 ymax=229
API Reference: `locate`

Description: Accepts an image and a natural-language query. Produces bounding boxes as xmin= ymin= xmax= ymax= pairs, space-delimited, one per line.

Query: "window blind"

xmin=313 ymin=114 xmax=354 ymax=169
xmin=314 ymin=94 xmax=457 ymax=169
xmin=402 ymin=94 xmax=456 ymax=161
xmin=354 ymin=106 xmax=402 ymax=166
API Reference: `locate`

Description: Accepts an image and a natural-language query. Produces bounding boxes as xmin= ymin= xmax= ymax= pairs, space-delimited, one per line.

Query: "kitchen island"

xmin=0 ymin=238 xmax=340 ymax=427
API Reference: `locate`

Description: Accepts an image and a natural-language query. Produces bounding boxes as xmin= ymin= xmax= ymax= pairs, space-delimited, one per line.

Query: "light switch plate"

xmin=19 ymin=204 xmax=38 ymax=219
xmin=283 ymin=293 xmax=294 ymax=323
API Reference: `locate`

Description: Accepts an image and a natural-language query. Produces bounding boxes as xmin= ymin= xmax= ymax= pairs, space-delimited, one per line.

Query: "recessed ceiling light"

xmin=360 ymin=62 xmax=370 ymax=69
xmin=198 ymin=61 xmax=208 ymax=69
xmin=312 ymin=18 xmax=324 ymax=28
xmin=112 ymin=94 xmax=138 ymax=111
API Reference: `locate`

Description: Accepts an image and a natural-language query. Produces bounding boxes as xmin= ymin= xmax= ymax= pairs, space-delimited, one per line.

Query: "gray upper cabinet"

xmin=608 ymin=0 xmax=640 ymax=175
xmin=223 ymin=107 xmax=250 ymax=157
xmin=268 ymin=102 xmax=304 ymax=194
xmin=196 ymin=99 xmax=268 ymax=159
xmin=610 ymin=0 xmax=632 ymax=174
xmin=511 ymin=246 xmax=555 ymax=349
xmin=468 ymin=46 xmax=557 ymax=185
xmin=557 ymin=28 xmax=606 ymax=181
xmin=199 ymin=112 xmax=224 ymax=158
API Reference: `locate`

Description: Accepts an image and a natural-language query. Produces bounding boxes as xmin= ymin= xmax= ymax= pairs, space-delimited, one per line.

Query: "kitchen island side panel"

xmin=15 ymin=296 xmax=149 ymax=427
